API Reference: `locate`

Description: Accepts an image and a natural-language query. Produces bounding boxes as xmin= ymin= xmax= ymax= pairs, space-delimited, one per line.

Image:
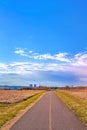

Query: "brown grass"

xmin=0 ymin=91 xmax=45 ymax=128
xmin=66 ymin=88 xmax=87 ymax=100
xmin=55 ymin=88 xmax=87 ymax=126
xmin=0 ymin=90 xmax=43 ymax=103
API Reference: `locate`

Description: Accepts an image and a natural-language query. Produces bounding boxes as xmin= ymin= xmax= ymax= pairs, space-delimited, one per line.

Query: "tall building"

xmin=29 ymin=84 xmax=33 ymax=88
xmin=34 ymin=84 xmax=37 ymax=87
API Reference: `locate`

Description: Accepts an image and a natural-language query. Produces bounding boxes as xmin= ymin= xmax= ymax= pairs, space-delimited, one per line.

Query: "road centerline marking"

xmin=49 ymin=92 xmax=52 ymax=130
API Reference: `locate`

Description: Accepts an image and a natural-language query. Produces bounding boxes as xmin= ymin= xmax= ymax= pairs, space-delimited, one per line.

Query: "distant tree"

xmin=65 ymin=85 xmax=70 ymax=90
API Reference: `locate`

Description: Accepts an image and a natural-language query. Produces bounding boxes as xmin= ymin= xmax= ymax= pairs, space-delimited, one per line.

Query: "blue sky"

xmin=0 ymin=0 xmax=87 ymax=86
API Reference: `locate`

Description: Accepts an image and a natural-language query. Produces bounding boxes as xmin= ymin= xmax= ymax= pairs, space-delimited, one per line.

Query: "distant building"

xmin=29 ymin=84 xmax=33 ymax=88
xmin=34 ymin=84 xmax=37 ymax=87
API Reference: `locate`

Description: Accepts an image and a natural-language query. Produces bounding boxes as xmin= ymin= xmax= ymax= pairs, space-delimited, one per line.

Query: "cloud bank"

xmin=0 ymin=48 xmax=87 ymax=86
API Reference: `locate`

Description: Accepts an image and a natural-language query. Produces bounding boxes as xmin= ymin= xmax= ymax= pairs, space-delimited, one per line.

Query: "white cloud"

xmin=14 ymin=48 xmax=70 ymax=62
xmin=54 ymin=52 xmax=70 ymax=62
xmin=13 ymin=49 xmax=87 ymax=78
xmin=72 ymin=52 xmax=87 ymax=66
xmin=0 ymin=63 xmax=7 ymax=70
xmin=14 ymin=48 xmax=28 ymax=57
xmin=33 ymin=53 xmax=53 ymax=60
xmin=1 ymin=49 xmax=87 ymax=86
xmin=32 ymin=52 xmax=70 ymax=62
xmin=29 ymin=50 xmax=33 ymax=53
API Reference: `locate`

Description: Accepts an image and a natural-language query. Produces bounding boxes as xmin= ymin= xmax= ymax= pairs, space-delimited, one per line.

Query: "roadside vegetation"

xmin=0 ymin=91 xmax=45 ymax=128
xmin=55 ymin=89 xmax=87 ymax=126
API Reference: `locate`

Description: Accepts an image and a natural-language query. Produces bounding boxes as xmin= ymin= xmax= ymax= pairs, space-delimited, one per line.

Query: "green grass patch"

xmin=0 ymin=92 xmax=45 ymax=127
xmin=55 ymin=90 xmax=87 ymax=126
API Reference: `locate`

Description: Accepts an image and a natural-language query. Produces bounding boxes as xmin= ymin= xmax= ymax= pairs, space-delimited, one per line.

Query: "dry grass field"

xmin=0 ymin=90 xmax=43 ymax=103
xmin=0 ymin=90 xmax=45 ymax=127
xmin=55 ymin=87 xmax=87 ymax=126
xmin=68 ymin=88 xmax=87 ymax=100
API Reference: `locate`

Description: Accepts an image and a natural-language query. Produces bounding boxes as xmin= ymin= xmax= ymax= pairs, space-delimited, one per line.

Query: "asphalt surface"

xmin=10 ymin=91 xmax=87 ymax=130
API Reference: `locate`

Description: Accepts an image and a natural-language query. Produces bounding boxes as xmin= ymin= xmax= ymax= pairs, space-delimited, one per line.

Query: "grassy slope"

xmin=0 ymin=92 xmax=45 ymax=127
xmin=55 ymin=90 xmax=87 ymax=126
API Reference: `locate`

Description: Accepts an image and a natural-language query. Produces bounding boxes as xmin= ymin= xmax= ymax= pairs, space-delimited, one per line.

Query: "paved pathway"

xmin=10 ymin=91 xmax=87 ymax=130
